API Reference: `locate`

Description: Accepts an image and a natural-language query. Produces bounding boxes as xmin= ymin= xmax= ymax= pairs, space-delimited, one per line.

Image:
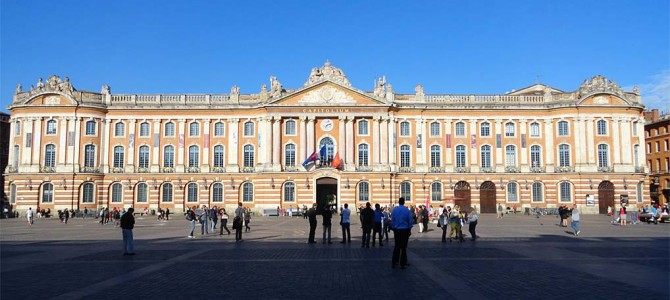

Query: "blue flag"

xmin=302 ymin=151 xmax=318 ymax=167
xmin=319 ymin=145 xmax=327 ymax=159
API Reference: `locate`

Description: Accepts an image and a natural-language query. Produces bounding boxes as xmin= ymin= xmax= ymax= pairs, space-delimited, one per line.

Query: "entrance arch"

xmin=598 ymin=181 xmax=615 ymax=214
xmin=316 ymin=177 xmax=338 ymax=214
xmin=454 ymin=181 xmax=471 ymax=211
xmin=480 ymin=181 xmax=497 ymax=213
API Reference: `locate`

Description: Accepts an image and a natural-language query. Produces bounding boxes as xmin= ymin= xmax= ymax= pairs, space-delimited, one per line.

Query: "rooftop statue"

xmin=304 ymin=60 xmax=351 ymax=87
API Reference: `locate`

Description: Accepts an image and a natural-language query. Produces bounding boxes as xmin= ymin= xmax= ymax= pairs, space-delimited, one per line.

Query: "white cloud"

xmin=624 ymin=70 xmax=670 ymax=112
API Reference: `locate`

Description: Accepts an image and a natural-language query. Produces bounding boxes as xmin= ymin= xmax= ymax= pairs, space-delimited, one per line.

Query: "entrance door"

xmin=480 ymin=181 xmax=497 ymax=213
xmin=316 ymin=177 xmax=338 ymax=214
xmin=454 ymin=181 xmax=471 ymax=211
xmin=598 ymin=181 xmax=615 ymax=214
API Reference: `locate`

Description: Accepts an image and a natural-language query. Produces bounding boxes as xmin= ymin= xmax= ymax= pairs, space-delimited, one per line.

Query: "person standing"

xmin=468 ymin=208 xmax=479 ymax=241
xmin=340 ymin=203 xmax=351 ymax=244
xmin=307 ymin=203 xmax=317 ymax=244
xmin=391 ymin=197 xmax=413 ymax=269
xmin=219 ymin=208 xmax=231 ymax=235
xmin=417 ymin=206 xmax=425 ymax=233
xmin=26 ymin=207 xmax=34 ymax=226
xmin=497 ymin=203 xmax=504 ymax=219
xmin=439 ymin=208 xmax=449 ymax=242
xmin=571 ymin=204 xmax=580 ymax=236
xmin=619 ymin=205 xmax=627 ymax=226
xmin=288 ymin=205 xmax=293 ymax=218
xmin=360 ymin=202 xmax=374 ymax=248
xmin=198 ymin=205 xmax=208 ymax=235
xmin=120 ymin=207 xmax=135 ymax=255
xmin=234 ymin=202 xmax=244 ymax=241
xmin=244 ymin=207 xmax=252 ymax=232
xmin=210 ymin=206 xmax=218 ymax=232
xmin=186 ymin=206 xmax=196 ymax=238
xmin=322 ymin=206 xmax=332 ymax=244
xmin=166 ymin=208 xmax=170 ymax=221
xmin=422 ymin=206 xmax=429 ymax=233
xmin=382 ymin=207 xmax=391 ymax=242
xmin=372 ymin=203 xmax=384 ymax=247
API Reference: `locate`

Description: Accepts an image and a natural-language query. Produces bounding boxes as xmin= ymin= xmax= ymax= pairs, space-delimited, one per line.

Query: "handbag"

xmin=437 ymin=222 xmax=442 ymax=228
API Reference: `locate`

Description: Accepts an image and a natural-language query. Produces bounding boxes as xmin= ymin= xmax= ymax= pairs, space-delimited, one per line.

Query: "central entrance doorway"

xmin=598 ymin=181 xmax=615 ymax=214
xmin=316 ymin=177 xmax=338 ymax=214
xmin=480 ymin=181 xmax=497 ymax=213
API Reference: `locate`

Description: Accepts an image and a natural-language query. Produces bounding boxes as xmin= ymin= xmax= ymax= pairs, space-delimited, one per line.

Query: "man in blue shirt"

xmin=340 ymin=203 xmax=351 ymax=243
xmin=391 ymin=197 xmax=413 ymax=269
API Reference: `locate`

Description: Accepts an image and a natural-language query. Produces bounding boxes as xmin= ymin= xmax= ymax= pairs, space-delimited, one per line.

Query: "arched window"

xmin=214 ymin=122 xmax=225 ymax=137
xmin=557 ymin=121 xmax=569 ymax=136
xmin=44 ymin=144 xmax=56 ymax=167
xmin=189 ymin=121 xmax=200 ymax=136
xmin=187 ymin=183 xmax=198 ymax=202
xmin=162 ymin=183 xmax=173 ymax=202
xmin=400 ymin=121 xmax=410 ymax=136
xmin=213 ymin=145 xmax=225 ymax=168
xmin=358 ymin=181 xmax=370 ymax=202
xmin=455 ymin=145 xmax=466 ymax=168
xmin=480 ymin=122 xmax=490 ymax=137
xmin=164 ymin=122 xmax=175 ymax=137
xmin=319 ymin=137 xmax=335 ymax=162
xmin=284 ymin=120 xmax=296 ymax=135
xmin=188 ymin=145 xmax=199 ymax=168
xmin=598 ymin=144 xmax=609 ymax=168
xmin=505 ymin=122 xmax=515 ymax=137
xmin=558 ymin=144 xmax=570 ymax=167
xmin=480 ymin=145 xmax=491 ymax=169
xmin=136 ymin=183 xmax=148 ymax=203
xmin=455 ymin=122 xmax=465 ymax=137
xmin=431 ymin=182 xmax=442 ymax=202
xmin=85 ymin=120 xmax=96 ymax=135
xmin=430 ymin=122 xmax=441 ymax=136
xmin=243 ymin=145 xmax=254 ymax=168
xmin=400 ymin=181 xmax=412 ymax=202
xmin=113 ymin=146 xmax=124 ymax=168
xmin=400 ymin=145 xmax=411 ymax=168
xmin=212 ymin=183 xmax=223 ymax=202
xmin=243 ymin=121 xmax=254 ymax=136
xmin=111 ymin=183 xmax=123 ymax=203
xmin=559 ymin=182 xmax=572 ymax=202
xmin=41 ymin=183 xmax=54 ymax=203
xmin=530 ymin=122 xmax=541 ymax=137
xmin=163 ymin=145 xmax=174 ymax=168
xmin=114 ymin=122 xmax=125 ymax=136
xmin=532 ymin=182 xmax=543 ymax=202
xmin=242 ymin=182 xmax=254 ymax=202
xmin=138 ymin=145 xmax=150 ymax=168
xmin=46 ymin=119 xmax=57 ymax=135
xmin=284 ymin=144 xmax=296 ymax=166
xmin=505 ymin=145 xmax=516 ymax=167
xmin=82 ymin=183 xmax=94 ymax=203
xmin=430 ymin=145 xmax=441 ymax=168
xmin=283 ymin=181 xmax=295 ymax=203
xmin=530 ymin=145 xmax=541 ymax=168
xmin=358 ymin=120 xmax=369 ymax=135
xmin=139 ymin=122 xmax=150 ymax=137
xmin=507 ymin=182 xmax=518 ymax=202
xmin=84 ymin=145 xmax=96 ymax=168
xmin=596 ymin=119 xmax=607 ymax=135
xmin=358 ymin=144 xmax=369 ymax=166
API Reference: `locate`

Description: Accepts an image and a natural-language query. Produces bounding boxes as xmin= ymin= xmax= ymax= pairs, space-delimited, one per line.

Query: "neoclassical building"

xmin=4 ymin=61 xmax=649 ymax=214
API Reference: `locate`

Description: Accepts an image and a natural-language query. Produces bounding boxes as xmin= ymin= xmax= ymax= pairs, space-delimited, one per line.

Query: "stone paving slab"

xmin=1 ymin=214 xmax=668 ymax=299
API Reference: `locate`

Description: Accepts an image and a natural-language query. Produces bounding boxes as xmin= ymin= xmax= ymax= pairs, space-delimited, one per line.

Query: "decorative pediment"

xmin=27 ymin=75 xmax=76 ymax=96
xmin=298 ymin=85 xmax=355 ymax=104
xmin=578 ymin=75 xmax=623 ymax=98
xmin=303 ymin=60 xmax=351 ymax=87
xmin=268 ymin=82 xmax=388 ymax=106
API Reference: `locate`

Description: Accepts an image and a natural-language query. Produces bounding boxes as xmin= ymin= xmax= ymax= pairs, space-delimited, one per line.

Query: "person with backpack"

xmin=209 ymin=206 xmax=218 ymax=232
xmin=234 ymin=202 xmax=244 ymax=241
xmin=198 ymin=205 xmax=208 ymax=235
xmin=244 ymin=207 xmax=252 ymax=232
xmin=219 ymin=208 xmax=231 ymax=235
xmin=186 ymin=206 xmax=196 ymax=238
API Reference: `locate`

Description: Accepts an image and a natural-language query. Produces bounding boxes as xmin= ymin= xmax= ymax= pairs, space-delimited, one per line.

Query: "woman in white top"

xmin=219 ymin=208 xmax=230 ymax=235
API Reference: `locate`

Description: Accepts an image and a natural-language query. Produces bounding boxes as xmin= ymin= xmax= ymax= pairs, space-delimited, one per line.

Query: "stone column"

xmin=58 ymin=117 xmax=69 ymax=168
xmin=586 ymin=118 xmax=595 ymax=165
xmin=256 ymin=117 xmax=266 ymax=168
xmin=612 ymin=118 xmax=621 ymax=167
xmin=519 ymin=119 xmax=528 ymax=171
xmin=306 ymin=116 xmax=315 ymax=159
xmin=444 ymin=119 xmax=452 ymax=169
xmin=380 ymin=116 xmax=389 ymax=168
xmin=415 ymin=118 xmax=426 ymax=172
xmin=151 ymin=119 xmax=161 ymax=172
xmin=574 ymin=118 xmax=587 ymax=172
xmin=227 ymin=118 xmax=239 ymax=172
xmin=202 ymin=119 xmax=211 ymax=172
xmin=372 ymin=116 xmax=380 ymax=169
xmin=620 ymin=119 xmax=632 ymax=167
xmin=469 ymin=120 xmax=478 ymax=172
xmin=494 ymin=119 xmax=503 ymax=172
xmin=338 ymin=116 xmax=346 ymax=163
xmin=125 ymin=119 xmax=136 ymax=173
xmin=345 ymin=116 xmax=355 ymax=171
xmin=101 ymin=119 xmax=111 ymax=173
xmin=636 ymin=117 xmax=645 ymax=172
xmin=544 ymin=119 xmax=554 ymax=170
xmin=21 ymin=118 xmax=34 ymax=167
xmin=388 ymin=117 xmax=397 ymax=169
xmin=264 ymin=117 xmax=273 ymax=169
xmin=299 ymin=116 xmax=306 ymax=167
xmin=176 ymin=119 xmax=186 ymax=173
xmin=73 ymin=117 xmax=81 ymax=171
xmin=272 ymin=116 xmax=281 ymax=171
xmin=31 ymin=117 xmax=42 ymax=172
xmin=7 ymin=118 xmax=17 ymax=170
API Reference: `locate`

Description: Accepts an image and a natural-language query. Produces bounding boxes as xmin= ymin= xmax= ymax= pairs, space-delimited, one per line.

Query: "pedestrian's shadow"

xmin=564 ymin=231 xmax=573 ymax=235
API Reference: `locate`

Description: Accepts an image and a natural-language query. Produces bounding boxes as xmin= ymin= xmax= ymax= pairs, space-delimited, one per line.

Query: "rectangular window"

xmin=285 ymin=121 xmax=296 ymax=135
xmin=455 ymin=123 xmax=465 ymax=137
xmin=430 ymin=122 xmax=440 ymax=136
xmin=505 ymin=123 xmax=515 ymax=137
xmin=214 ymin=123 xmax=225 ymax=137
xmin=530 ymin=123 xmax=540 ymax=137
xmin=480 ymin=123 xmax=490 ymax=137
xmin=85 ymin=121 xmax=96 ymax=135
xmin=400 ymin=122 xmax=410 ymax=137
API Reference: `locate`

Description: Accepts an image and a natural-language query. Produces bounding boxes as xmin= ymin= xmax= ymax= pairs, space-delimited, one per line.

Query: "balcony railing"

xmin=398 ymin=166 xmax=414 ymax=173
xmin=211 ymin=166 xmax=226 ymax=173
xmin=242 ymin=166 xmax=255 ymax=173
xmin=555 ymin=166 xmax=574 ymax=173
xmin=186 ymin=167 xmax=200 ymax=173
xmin=356 ymin=166 xmax=372 ymax=172
xmin=634 ymin=166 xmax=645 ymax=173
xmin=455 ymin=166 xmax=470 ymax=173
xmin=283 ymin=165 xmax=299 ymax=172
xmin=597 ymin=166 xmax=614 ymax=173
xmin=7 ymin=166 xmax=17 ymax=173
xmin=429 ymin=166 xmax=444 ymax=173
xmin=80 ymin=166 xmax=100 ymax=173
xmin=505 ymin=166 xmax=520 ymax=173
xmin=480 ymin=167 xmax=495 ymax=173
xmin=137 ymin=167 xmax=150 ymax=173
xmin=160 ymin=167 xmax=174 ymax=173
xmin=40 ymin=166 xmax=55 ymax=173
xmin=530 ymin=166 xmax=546 ymax=173
xmin=111 ymin=167 xmax=124 ymax=173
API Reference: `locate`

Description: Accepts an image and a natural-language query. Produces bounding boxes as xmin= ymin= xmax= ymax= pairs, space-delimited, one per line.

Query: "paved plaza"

xmin=1 ymin=212 xmax=668 ymax=300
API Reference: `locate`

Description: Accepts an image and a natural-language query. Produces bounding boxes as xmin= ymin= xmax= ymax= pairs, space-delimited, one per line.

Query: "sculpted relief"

xmin=298 ymin=86 xmax=355 ymax=104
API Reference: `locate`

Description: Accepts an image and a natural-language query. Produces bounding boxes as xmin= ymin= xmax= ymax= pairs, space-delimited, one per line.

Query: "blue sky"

xmin=1 ymin=0 xmax=668 ymax=113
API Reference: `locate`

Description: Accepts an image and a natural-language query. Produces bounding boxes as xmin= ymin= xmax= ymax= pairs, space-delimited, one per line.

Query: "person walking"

xmin=210 ymin=206 xmax=218 ymax=232
xmin=360 ymin=202 xmax=374 ymax=248
xmin=417 ymin=206 xmax=425 ymax=233
xmin=26 ymin=207 xmax=34 ymax=226
xmin=198 ymin=205 xmax=208 ymax=235
xmin=340 ymin=203 xmax=351 ymax=244
xmin=497 ymin=203 xmax=504 ymax=219
xmin=120 ymin=207 xmax=135 ymax=255
xmin=186 ymin=206 xmax=196 ymax=238
xmin=439 ymin=208 xmax=449 ymax=242
xmin=391 ymin=197 xmax=413 ymax=269
xmin=382 ymin=207 xmax=391 ymax=243
xmin=422 ymin=206 xmax=429 ymax=233
xmin=449 ymin=205 xmax=463 ymax=242
xmin=372 ymin=203 xmax=384 ymax=247
xmin=307 ymin=203 xmax=317 ymax=244
xmin=234 ymin=202 xmax=244 ymax=241
xmin=219 ymin=208 xmax=231 ymax=235
xmin=571 ymin=204 xmax=580 ymax=236
xmin=244 ymin=207 xmax=252 ymax=232
xmin=322 ymin=206 xmax=332 ymax=244
xmin=468 ymin=208 xmax=478 ymax=241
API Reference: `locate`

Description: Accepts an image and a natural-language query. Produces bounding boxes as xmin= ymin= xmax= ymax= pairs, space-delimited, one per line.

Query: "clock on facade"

xmin=321 ymin=119 xmax=334 ymax=131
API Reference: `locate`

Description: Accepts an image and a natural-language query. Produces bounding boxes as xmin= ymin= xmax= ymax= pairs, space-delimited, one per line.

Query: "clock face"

xmin=321 ymin=119 xmax=334 ymax=131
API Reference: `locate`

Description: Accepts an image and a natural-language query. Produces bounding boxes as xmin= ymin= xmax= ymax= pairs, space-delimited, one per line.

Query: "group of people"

xmin=437 ymin=205 xmax=479 ymax=242
xmin=185 ymin=203 xmax=251 ymax=241
xmin=276 ymin=205 xmax=308 ymax=218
